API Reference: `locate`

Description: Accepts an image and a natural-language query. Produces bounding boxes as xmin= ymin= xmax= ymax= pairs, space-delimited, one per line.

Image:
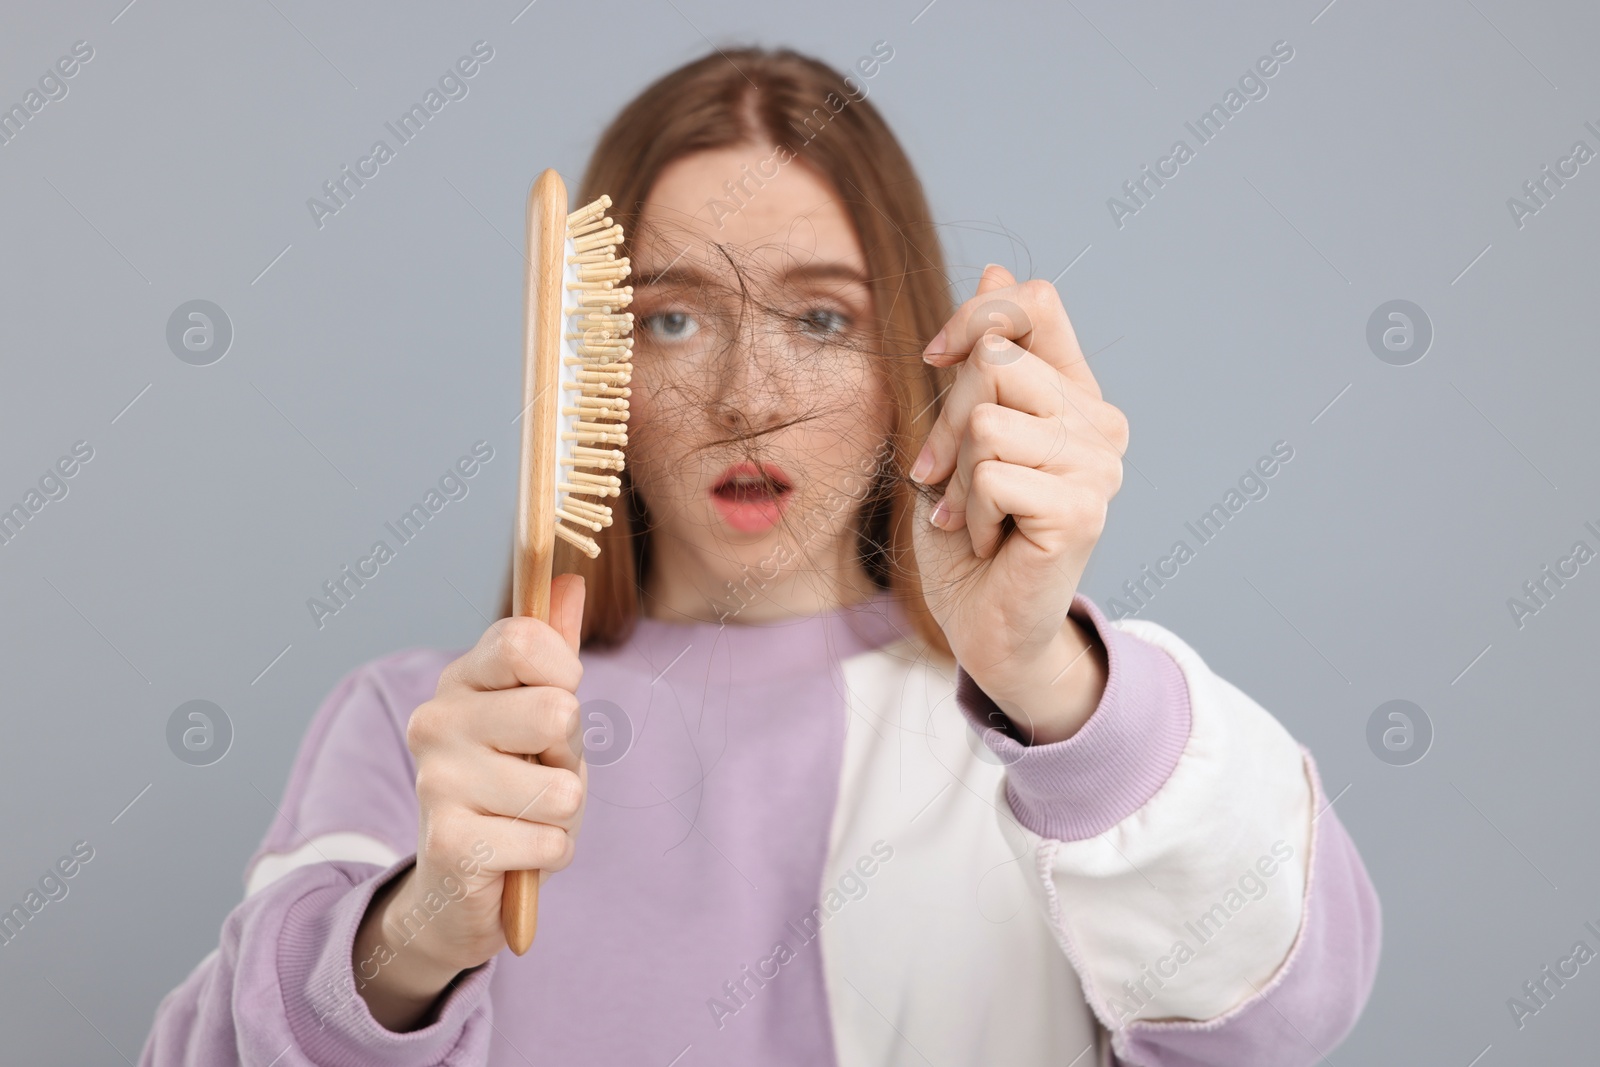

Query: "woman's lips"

xmin=710 ymin=462 xmax=793 ymax=534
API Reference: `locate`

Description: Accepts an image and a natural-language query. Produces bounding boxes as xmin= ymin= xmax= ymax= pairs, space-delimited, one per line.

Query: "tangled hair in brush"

xmin=511 ymin=47 xmax=956 ymax=657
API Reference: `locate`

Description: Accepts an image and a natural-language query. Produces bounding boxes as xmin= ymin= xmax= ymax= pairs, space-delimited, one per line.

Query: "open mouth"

xmin=710 ymin=462 xmax=793 ymax=533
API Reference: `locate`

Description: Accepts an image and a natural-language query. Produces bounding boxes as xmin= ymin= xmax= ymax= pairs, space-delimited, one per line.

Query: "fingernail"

xmin=929 ymin=495 xmax=949 ymax=528
xmin=922 ymin=328 xmax=946 ymax=362
xmin=909 ymin=445 xmax=933 ymax=484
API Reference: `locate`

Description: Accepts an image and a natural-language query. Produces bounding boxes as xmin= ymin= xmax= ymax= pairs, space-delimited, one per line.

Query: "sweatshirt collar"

xmin=619 ymin=590 xmax=914 ymax=684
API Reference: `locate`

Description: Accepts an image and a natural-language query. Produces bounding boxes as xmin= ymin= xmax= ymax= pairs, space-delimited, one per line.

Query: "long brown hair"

xmin=509 ymin=47 xmax=954 ymax=657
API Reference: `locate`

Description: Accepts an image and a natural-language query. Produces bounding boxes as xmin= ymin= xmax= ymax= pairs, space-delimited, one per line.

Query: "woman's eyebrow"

xmin=631 ymin=262 xmax=869 ymax=289
xmin=630 ymin=264 xmax=707 ymax=289
xmin=782 ymin=263 xmax=869 ymax=288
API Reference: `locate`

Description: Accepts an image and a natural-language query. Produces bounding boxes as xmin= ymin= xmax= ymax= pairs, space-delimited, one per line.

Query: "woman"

xmin=141 ymin=48 xmax=1379 ymax=1066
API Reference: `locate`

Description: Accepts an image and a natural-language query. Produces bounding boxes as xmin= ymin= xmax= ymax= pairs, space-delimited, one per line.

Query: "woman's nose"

xmin=710 ymin=330 xmax=792 ymax=436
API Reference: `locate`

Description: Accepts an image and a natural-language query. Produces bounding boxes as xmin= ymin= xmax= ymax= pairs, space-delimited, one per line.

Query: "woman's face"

xmin=626 ymin=144 xmax=892 ymax=619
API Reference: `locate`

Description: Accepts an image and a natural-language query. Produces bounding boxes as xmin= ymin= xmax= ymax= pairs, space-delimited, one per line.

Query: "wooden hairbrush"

xmin=503 ymin=168 xmax=632 ymax=955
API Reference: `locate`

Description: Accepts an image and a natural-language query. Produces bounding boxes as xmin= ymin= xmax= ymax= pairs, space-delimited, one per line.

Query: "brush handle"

xmin=503 ymin=169 xmax=569 ymax=956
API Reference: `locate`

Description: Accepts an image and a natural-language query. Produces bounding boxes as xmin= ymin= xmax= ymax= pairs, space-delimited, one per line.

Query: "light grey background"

xmin=2 ymin=0 xmax=1596 ymax=1062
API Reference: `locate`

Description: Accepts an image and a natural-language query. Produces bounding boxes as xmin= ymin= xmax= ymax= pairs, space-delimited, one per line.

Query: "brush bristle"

xmin=554 ymin=195 xmax=631 ymax=558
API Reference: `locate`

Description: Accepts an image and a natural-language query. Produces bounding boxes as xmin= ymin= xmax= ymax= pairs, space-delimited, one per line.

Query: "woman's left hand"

xmin=910 ymin=264 xmax=1128 ymax=745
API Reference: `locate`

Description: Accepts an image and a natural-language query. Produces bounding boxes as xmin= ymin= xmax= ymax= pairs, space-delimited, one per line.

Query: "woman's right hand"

xmin=354 ymin=574 xmax=588 ymax=1031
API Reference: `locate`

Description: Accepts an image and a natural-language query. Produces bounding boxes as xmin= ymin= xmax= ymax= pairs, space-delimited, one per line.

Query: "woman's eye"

xmin=796 ymin=308 xmax=850 ymax=339
xmin=642 ymin=311 xmax=700 ymax=342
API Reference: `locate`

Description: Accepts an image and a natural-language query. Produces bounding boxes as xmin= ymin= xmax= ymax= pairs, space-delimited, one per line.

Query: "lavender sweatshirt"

xmin=140 ymin=594 xmax=1379 ymax=1065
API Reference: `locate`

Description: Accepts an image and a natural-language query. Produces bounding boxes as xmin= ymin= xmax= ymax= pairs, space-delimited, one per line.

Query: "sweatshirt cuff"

xmin=278 ymin=856 xmax=495 ymax=1067
xmin=955 ymin=594 xmax=1192 ymax=842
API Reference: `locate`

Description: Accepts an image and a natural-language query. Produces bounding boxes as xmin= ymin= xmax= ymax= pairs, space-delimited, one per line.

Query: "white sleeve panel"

xmin=244 ymin=832 xmax=402 ymax=898
xmin=1043 ymin=619 xmax=1313 ymax=1028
